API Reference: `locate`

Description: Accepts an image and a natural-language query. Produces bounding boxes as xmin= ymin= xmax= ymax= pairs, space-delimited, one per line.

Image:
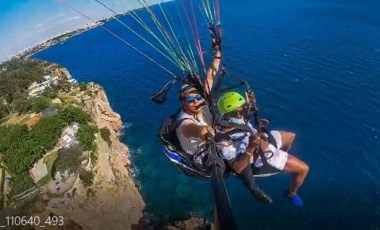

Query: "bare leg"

xmin=283 ymin=154 xmax=309 ymax=196
xmin=279 ymin=131 xmax=296 ymax=152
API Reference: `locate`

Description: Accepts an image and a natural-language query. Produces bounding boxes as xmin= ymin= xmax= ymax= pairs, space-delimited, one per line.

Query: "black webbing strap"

xmin=206 ymin=139 xmax=237 ymax=230
xmin=217 ymin=119 xmax=270 ymax=165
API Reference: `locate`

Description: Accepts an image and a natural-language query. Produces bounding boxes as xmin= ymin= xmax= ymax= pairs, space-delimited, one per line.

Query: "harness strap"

xmin=179 ymin=148 xmax=209 ymax=172
xmin=257 ymin=145 xmax=270 ymax=165
xmin=217 ymin=119 xmax=256 ymax=135
xmin=216 ymin=119 xmax=280 ymax=166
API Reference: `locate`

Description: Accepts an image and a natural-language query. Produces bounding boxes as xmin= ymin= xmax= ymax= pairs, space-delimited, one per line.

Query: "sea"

xmin=33 ymin=0 xmax=380 ymax=229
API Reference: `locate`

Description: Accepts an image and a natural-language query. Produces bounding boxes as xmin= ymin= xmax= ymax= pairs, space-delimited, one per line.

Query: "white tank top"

xmin=176 ymin=106 xmax=212 ymax=156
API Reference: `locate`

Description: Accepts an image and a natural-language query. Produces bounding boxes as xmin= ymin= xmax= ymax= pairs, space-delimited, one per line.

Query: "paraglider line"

xmin=57 ymin=0 xmax=178 ymax=79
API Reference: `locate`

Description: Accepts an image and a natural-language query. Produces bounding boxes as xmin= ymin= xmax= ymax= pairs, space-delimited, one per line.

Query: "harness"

xmin=158 ymin=108 xmax=212 ymax=174
xmin=215 ymin=126 xmax=250 ymax=143
xmin=216 ymin=118 xmax=278 ymax=166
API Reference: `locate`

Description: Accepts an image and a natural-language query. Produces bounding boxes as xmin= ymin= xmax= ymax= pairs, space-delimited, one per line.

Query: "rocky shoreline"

xmin=10 ymin=9 xmax=138 ymax=62
xmin=52 ymin=71 xmax=212 ymax=230
xmin=12 ymin=22 xmax=102 ymax=62
xmin=43 ymin=68 xmax=212 ymax=230
xmin=0 ymin=57 xmax=211 ymax=229
xmin=38 ymin=81 xmax=146 ymax=229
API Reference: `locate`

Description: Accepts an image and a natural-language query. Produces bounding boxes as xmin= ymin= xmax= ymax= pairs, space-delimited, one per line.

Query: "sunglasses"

xmin=185 ymin=94 xmax=203 ymax=103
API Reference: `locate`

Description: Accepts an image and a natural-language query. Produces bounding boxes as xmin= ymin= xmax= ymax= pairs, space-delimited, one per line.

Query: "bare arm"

xmin=229 ymin=135 xmax=261 ymax=174
xmin=180 ymin=120 xmax=214 ymax=140
xmin=204 ymin=50 xmax=222 ymax=96
xmin=228 ymin=153 xmax=252 ymax=174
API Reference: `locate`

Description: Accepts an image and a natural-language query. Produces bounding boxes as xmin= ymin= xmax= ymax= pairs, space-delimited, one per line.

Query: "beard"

xmin=184 ymin=101 xmax=206 ymax=114
xmin=195 ymin=101 xmax=206 ymax=109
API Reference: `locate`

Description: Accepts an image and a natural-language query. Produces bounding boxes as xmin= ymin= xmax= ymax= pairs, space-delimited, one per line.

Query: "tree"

xmin=77 ymin=124 xmax=97 ymax=151
xmin=57 ymin=79 xmax=71 ymax=93
xmin=11 ymin=171 xmax=35 ymax=195
xmin=79 ymin=169 xmax=94 ymax=187
xmin=0 ymin=100 xmax=10 ymax=119
xmin=52 ymin=145 xmax=85 ymax=176
xmin=59 ymin=106 xmax=90 ymax=124
xmin=42 ymin=86 xmax=58 ymax=99
xmin=100 ymin=127 xmax=112 ymax=146
xmin=0 ymin=115 xmax=66 ymax=175
xmin=79 ymin=83 xmax=87 ymax=91
xmin=0 ymin=59 xmax=45 ymax=105
xmin=30 ymin=97 xmax=50 ymax=113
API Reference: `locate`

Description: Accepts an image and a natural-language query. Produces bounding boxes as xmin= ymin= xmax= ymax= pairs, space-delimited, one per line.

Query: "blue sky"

xmin=0 ymin=0 xmax=163 ymax=62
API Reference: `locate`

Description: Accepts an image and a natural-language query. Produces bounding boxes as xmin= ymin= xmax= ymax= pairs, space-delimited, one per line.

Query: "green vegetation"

xmin=0 ymin=114 xmax=66 ymax=193
xmin=59 ymin=106 xmax=90 ymax=124
xmin=42 ymin=85 xmax=58 ymax=99
xmin=0 ymin=59 xmax=46 ymax=103
xmin=0 ymin=59 xmax=48 ymax=119
xmin=57 ymin=79 xmax=71 ymax=93
xmin=30 ymin=97 xmax=51 ymax=113
xmin=52 ymin=146 xmax=85 ymax=176
xmin=11 ymin=94 xmax=50 ymax=114
xmin=62 ymin=96 xmax=75 ymax=106
xmin=19 ymin=195 xmax=43 ymax=213
xmin=0 ymin=59 xmax=57 ymax=120
xmin=0 ymin=115 xmax=66 ymax=175
xmin=10 ymin=172 xmax=35 ymax=196
xmin=90 ymin=151 xmax=98 ymax=165
xmin=27 ymin=116 xmax=66 ymax=156
xmin=0 ymin=106 xmax=98 ymax=191
xmin=77 ymin=124 xmax=97 ymax=151
xmin=0 ymin=107 xmax=98 ymax=194
xmin=0 ymin=103 xmax=8 ymax=119
xmin=79 ymin=83 xmax=87 ymax=91
xmin=60 ymin=106 xmax=97 ymax=151
xmin=36 ymin=151 xmax=58 ymax=187
xmin=0 ymin=58 xmax=101 ymax=195
xmin=44 ymin=152 xmax=58 ymax=174
xmin=100 ymin=127 xmax=112 ymax=146
xmin=79 ymin=169 xmax=94 ymax=187
xmin=31 ymin=97 xmax=50 ymax=112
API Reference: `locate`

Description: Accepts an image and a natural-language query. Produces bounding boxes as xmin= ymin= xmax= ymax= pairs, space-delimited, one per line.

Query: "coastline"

xmin=30 ymin=64 xmax=210 ymax=230
xmin=0 ymin=59 xmax=146 ymax=229
xmin=41 ymin=79 xmax=147 ymax=229
xmin=16 ymin=21 xmax=104 ymax=61
xmin=0 ymin=58 xmax=210 ymax=229
xmin=7 ymin=9 xmax=142 ymax=63
xmin=0 ymin=4 xmax=212 ymax=226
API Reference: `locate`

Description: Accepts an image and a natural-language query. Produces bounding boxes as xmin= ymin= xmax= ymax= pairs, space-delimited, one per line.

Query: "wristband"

xmin=245 ymin=151 xmax=253 ymax=156
xmin=214 ymin=56 xmax=222 ymax=59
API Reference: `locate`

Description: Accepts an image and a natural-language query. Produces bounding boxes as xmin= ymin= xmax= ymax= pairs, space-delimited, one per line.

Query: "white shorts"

xmin=253 ymin=130 xmax=289 ymax=171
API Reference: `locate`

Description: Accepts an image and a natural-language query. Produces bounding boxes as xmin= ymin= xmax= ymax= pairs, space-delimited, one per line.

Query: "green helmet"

xmin=217 ymin=92 xmax=246 ymax=115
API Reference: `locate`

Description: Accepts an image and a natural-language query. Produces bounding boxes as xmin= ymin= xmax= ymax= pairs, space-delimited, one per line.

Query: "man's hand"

xmin=258 ymin=118 xmax=269 ymax=132
xmin=247 ymin=91 xmax=256 ymax=104
xmin=211 ymin=38 xmax=221 ymax=51
xmin=247 ymin=135 xmax=260 ymax=150
xmin=199 ymin=125 xmax=215 ymax=143
xmin=245 ymin=91 xmax=259 ymax=112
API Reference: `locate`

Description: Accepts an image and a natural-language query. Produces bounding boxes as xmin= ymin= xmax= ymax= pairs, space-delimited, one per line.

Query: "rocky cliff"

xmin=39 ymin=81 xmax=145 ymax=230
xmin=11 ymin=65 xmax=211 ymax=230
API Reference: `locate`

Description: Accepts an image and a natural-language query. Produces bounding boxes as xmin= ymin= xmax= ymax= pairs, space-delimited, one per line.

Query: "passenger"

xmin=215 ymin=92 xmax=309 ymax=207
xmin=176 ymin=41 xmax=222 ymax=167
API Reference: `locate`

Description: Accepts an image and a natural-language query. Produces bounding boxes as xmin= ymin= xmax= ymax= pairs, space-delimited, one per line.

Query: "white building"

xmin=28 ymin=75 xmax=59 ymax=97
xmin=59 ymin=123 xmax=80 ymax=149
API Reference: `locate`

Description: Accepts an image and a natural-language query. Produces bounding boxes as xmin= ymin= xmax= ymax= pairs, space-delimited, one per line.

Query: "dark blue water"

xmin=33 ymin=0 xmax=380 ymax=229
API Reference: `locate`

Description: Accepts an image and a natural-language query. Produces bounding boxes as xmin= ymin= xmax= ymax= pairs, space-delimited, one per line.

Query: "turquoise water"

xmin=33 ymin=0 xmax=380 ymax=229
